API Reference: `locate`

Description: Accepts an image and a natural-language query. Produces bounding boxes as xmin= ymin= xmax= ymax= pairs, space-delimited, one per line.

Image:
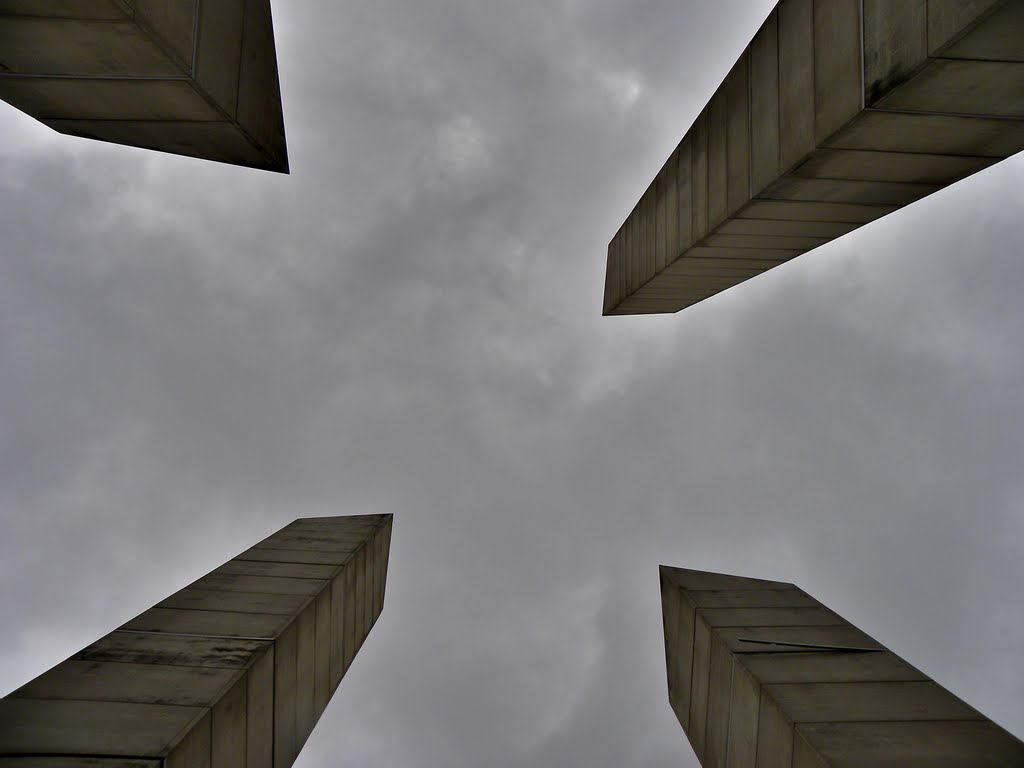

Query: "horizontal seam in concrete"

xmin=0 ymin=74 xmax=192 ymax=81
xmin=111 ymin=629 xmax=277 ymax=642
xmin=72 ymin=656 xmax=261 ymax=671
xmin=6 ymin=694 xmax=211 ymax=711
xmin=865 ymin=106 xmax=1024 ymax=121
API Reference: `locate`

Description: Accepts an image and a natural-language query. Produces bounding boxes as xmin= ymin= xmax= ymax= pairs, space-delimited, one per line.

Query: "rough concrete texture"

xmin=0 ymin=1 xmax=289 ymax=172
xmin=0 ymin=514 xmax=393 ymax=768
xmin=660 ymin=565 xmax=1024 ymax=766
xmin=605 ymin=0 xmax=1024 ymax=315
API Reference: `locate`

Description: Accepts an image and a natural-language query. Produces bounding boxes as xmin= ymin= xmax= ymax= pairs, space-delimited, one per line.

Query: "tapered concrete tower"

xmin=0 ymin=1 xmax=289 ymax=172
xmin=660 ymin=565 xmax=1024 ymax=766
xmin=0 ymin=514 xmax=392 ymax=767
xmin=605 ymin=0 xmax=1024 ymax=315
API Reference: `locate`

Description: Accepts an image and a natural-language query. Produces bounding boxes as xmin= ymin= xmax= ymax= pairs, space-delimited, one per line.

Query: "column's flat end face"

xmin=605 ymin=0 xmax=1024 ymax=315
xmin=0 ymin=1 xmax=290 ymax=172
xmin=660 ymin=565 xmax=794 ymax=592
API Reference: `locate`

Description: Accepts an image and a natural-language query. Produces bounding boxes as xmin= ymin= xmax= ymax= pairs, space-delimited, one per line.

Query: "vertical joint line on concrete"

xmin=858 ymin=0 xmax=865 ymax=110
xmin=191 ymin=0 xmax=202 ymax=76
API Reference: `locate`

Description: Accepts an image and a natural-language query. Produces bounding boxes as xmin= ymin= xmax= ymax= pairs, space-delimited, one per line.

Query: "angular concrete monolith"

xmin=0 ymin=1 xmax=289 ymax=172
xmin=0 ymin=514 xmax=392 ymax=767
xmin=605 ymin=0 xmax=1024 ymax=315
xmin=660 ymin=565 xmax=1024 ymax=767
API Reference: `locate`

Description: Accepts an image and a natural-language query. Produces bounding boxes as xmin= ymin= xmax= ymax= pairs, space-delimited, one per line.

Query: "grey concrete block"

xmin=812 ymin=0 xmax=862 ymax=143
xmin=703 ymin=234 xmax=829 ymax=251
xmin=0 ymin=698 xmax=206 ymax=757
xmin=0 ymin=77 xmax=218 ymax=120
xmin=314 ymin=590 xmax=332 ymax=716
xmin=698 ymin=606 xmax=843 ymax=628
xmin=691 ymin=111 xmax=710 ymax=241
xmin=662 ymin=567 xmax=794 ymax=593
xmin=666 ymin=149 xmax=680 ymax=263
xmin=655 ymin=166 xmax=668 ymax=273
xmin=211 ymin=675 xmax=246 ymax=768
xmin=0 ymin=2 xmax=129 ymax=19
xmin=194 ymin=0 xmax=245 ymax=117
xmin=121 ymin=607 xmax=293 ymax=639
xmin=793 ymin=148 xmax=994 ymax=185
xmin=877 ymin=58 xmax=1024 ymax=117
xmin=704 ymin=633 xmax=734 ymax=768
xmin=761 ymin=176 xmax=938 ymax=206
xmin=927 ymin=0 xmax=1003 ymax=55
xmin=237 ymin=546 xmax=353 ymax=566
xmin=8 ymin=660 xmax=241 ymax=707
xmin=766 ymin=680 xmax=983 ymax=723
xmin=688 ymin=616 xmax=713 ymax=761
xmin=246 ymin=646 xmax=274 ymax=768
xmin=196 ymin=572 xmax=330 ymax=597
xmin=295 ymin=601 xmax=317 ymax=750
xmin=827 ymin=111 xmax=1024 ymax=157
xmin=778 ymin=0 xmax=815 ymax=172
xmin=725 ymin=660 xmax=760 ymax=768
xmin=707 ymin=92 xmax=728 ymax=229
xmin=77 ymin=632 xmax=269 ymax=669
xmin=133 ymin=0 xmax=197 ymax=72
xmin=939 ymin=1 xmax=1024 ymax=62
xmin=738 ymin=650 xmax=926 ymax=684
xmin=273 ymin=622 xmax=298 ymax=768
xmin=794 ymin=721 xmax=1024 ymax=768
xmin=863 ymin=0 xmax=927 ymax=106
xmin=677 ymin=137 xmax=694 ymax=253
xmin=715 ymin=219 xmax=859 ymax=238
xmin=736 ymin=200 xmax=896 ymax=223
xmin=750 ymin=9 xmax=780 ymax=197
xmin=725 ymin=53 xmax=751 ymax=216
xmin=159 ymin=587 xmax=313 ymax=616
xmin=0 ymin=18 xmax=184 ymax=76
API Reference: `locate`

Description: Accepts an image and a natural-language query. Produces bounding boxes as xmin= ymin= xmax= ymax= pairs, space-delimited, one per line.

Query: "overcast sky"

xmin=2 ymin=1 xmax=1023 ymax=765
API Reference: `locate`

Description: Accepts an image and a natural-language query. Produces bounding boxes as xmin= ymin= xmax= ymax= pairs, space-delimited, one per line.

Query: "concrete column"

xmin=0 ymin=514 xmax=393 ymax=767
xmin=660 ymin=565 xmax=1024 ymax=767
xmin=0 ymin=1 xmax=289 ymax=172
xmin=605 ymin=0 xmax=1024 ymax=315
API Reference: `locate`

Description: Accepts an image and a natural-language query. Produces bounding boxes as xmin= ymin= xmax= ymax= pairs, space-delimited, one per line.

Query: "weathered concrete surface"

xmin=0 ymin=1 xmax=288 ymax=172
xmin=605 ymin=0 xmax=1024 ymax=315
xmin=660 ymin=565 xmax=1024 ymax=766
xmin=0 ymin=514 xmax=393 ymax=768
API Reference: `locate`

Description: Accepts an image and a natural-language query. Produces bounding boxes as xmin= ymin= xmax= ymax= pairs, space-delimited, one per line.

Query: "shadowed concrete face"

xmin=659 ymin=565 xmax=1024 ymax=767
xmin=604 ymin=0 xmax=1024 ymax=315
xmin=0 ymin=0 xmax=289 ymax=172
xmin=0 ymin=514 xmax=392 ymax=767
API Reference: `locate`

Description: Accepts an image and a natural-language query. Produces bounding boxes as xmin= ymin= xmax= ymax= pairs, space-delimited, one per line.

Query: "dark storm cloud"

xmin=1 ymin=2 xmax=1022 ymax=767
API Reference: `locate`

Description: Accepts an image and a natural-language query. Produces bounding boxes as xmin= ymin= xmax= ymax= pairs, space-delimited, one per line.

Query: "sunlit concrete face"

xmin=660 ymin=565 xmax=1024 ymax=767
xmin=0 ymin=1 xmax=289 ymax=172
xmin=604 ymin=0 xmax=1024 ymax=315
xmin=0 ymin=514 xmax=392 ymax=767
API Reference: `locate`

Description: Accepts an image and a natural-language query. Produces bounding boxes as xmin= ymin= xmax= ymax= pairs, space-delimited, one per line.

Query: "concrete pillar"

xmin=0 ymin=1 xmax=289 ymax=172
xmin=0 ymin=514 xmax=393 ymax=767
xmin=605 ymin=0 xmax=1024 ymax=315
xmin=660 ymin=565 xmax=1024 ymax=766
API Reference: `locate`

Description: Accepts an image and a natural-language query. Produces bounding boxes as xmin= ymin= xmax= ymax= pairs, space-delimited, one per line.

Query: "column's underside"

xmin=660 ymin=565 xmax=1024 ymax=767
xmin=0 ymin=0 xmax=289 ymax=172
xmin=604 ymin=0 xmax=1024 ymax=315
xmin=0 ymin=514 xmax=393 ymax=768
